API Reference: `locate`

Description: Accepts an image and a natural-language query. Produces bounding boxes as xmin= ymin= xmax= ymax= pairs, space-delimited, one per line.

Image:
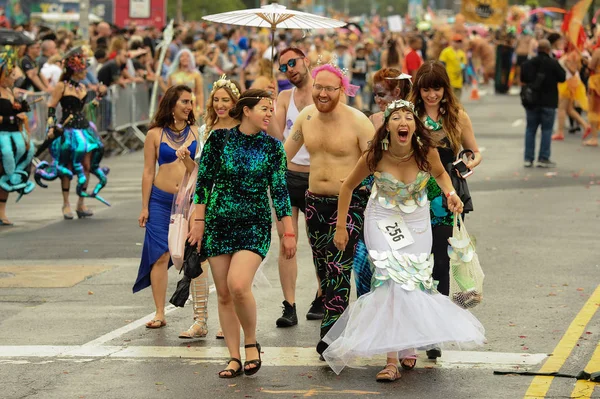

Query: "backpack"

xmin=520 ymin=59 xmax=546 ymax=108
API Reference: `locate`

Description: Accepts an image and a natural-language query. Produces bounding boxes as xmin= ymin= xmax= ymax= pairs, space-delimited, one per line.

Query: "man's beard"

xmin=291 ymin=67 xmax=308 ymax=88
xmin=313 ymin=93 xmax=340 ymax=113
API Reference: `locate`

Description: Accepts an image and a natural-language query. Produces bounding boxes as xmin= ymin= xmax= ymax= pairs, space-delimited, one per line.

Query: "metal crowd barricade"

xmin=25 ymin=92 xmax=51 ymax=146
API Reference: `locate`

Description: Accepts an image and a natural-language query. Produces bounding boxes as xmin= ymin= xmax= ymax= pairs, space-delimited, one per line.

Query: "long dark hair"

xmin=409 ymin=61 xmax=462 ymax=155
xmin=366 ymin=107 xmax=435 ymax=173
xmin=229 ymin=88 xmax=273 ymax=120
xmin=387 ymin=38 xmax=400 ymax=67
xmin=149 ymin=85 xmax=196 ymax=129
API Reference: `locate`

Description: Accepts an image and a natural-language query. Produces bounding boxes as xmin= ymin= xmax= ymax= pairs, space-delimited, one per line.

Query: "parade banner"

xmin=114 ymin=0 xmax=166 ymax=28
xmin=461 ymin=0 xmax=508 ymax=26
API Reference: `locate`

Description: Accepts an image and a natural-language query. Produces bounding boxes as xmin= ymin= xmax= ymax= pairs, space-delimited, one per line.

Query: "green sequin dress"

xmin=194 ymin=126 xmax=292 ymax=259
xmin=425 ymin=116 xmax=455 ymax=227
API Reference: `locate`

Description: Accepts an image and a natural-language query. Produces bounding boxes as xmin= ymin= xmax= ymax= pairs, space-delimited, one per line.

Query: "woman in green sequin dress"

xmin=189 ymin=89 xmax=296 ymax=379
xmin=410 ymin=61 xmax=482 ymax=359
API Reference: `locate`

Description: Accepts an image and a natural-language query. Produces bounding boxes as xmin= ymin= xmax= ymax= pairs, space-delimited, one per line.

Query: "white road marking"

xmin=82 ymin=284 xmax=216 ymax=347
xmin=512 ymin=119 xmax=524 ymax=127
xmin=0 ymin=345 xmax=547 ymax=370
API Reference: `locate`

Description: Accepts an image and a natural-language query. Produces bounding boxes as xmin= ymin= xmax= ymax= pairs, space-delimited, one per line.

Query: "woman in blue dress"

xmin=134 ymin=85 xmax=199 ymax=329
xmin=188 ymin=89 xmax=296 ymax=378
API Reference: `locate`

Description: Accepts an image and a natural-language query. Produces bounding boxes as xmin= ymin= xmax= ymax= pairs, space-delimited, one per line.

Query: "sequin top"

xmin=59 ymin=95 xmax=89 ymax=129
xmin=371 ymin=171 xmax=430 ymax=213
xmin=194 ymin=126 xmax=292 ymax=224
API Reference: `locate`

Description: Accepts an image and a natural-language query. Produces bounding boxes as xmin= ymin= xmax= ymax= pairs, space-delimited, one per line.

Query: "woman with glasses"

xmin=133 ymin=85 xmax=199 ymax=329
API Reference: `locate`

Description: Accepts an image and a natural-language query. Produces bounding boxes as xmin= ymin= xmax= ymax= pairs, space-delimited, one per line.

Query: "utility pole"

xmin=80 ymin=0 xmax=90 ymax=42
xmin=177 ymin=0 xmax=183 ymax=23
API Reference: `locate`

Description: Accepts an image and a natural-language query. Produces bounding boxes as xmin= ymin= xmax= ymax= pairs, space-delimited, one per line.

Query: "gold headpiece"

xmin=211 ymin=74 xmax=240 ymax=99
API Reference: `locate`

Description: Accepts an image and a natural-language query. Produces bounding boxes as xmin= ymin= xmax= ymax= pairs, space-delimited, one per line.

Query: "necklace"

xmin=66 ymin=79 xmax=83 ymax=94
xmin=388 ymin=149 xmax=414 ymax=162
xmin=164 ymin=124 xmax=190 ymax=145
xmin=424 ymin=115 xmax=442 ymax=131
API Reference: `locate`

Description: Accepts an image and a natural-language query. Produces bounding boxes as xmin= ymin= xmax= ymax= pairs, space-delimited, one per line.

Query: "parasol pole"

xmin=271 ymin=25 xmax=276 ymax=78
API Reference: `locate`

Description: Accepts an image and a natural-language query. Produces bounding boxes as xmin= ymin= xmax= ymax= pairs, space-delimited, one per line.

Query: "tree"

xmin=167 ymin=0 xmax=247 ymax=22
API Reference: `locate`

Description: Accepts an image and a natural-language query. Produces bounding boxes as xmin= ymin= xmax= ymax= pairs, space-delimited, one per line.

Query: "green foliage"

xmin=167 ymin=0 xmax=247 ymax=21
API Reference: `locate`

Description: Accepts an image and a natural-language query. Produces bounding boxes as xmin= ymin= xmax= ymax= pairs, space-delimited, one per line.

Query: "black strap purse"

xmin=442 ymin=149 xmax=474 ymax=214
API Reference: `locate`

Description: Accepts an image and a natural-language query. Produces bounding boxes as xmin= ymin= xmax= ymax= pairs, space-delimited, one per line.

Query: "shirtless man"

xmin=270 ymin=47 xmax=324 ymax=328
xmin=308 ymin=36 xmax=332 ymax=66
xmin=514 ymin=31 xmax=533 ymax=86
xmin=284 ymin=64 xmax=375 ymax=354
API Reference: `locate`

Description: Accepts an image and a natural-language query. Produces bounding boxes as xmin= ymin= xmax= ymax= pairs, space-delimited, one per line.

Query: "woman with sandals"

xmin=323 ymin=99 xmax=485 ymax=382
xmin=188 ymin=89 xmax=296 ymax=378
xmin=178 ymin=75 xmax=242 ymax=340
xmin=134 ymin=85 xmax=199 ymax=329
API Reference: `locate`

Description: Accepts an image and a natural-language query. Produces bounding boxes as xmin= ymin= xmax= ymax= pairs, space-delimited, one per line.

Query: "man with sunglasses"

xmin=284 ymin=64 xmax=374 ymax=356
xmin=269 ymin=48 xmax=324 ymax=329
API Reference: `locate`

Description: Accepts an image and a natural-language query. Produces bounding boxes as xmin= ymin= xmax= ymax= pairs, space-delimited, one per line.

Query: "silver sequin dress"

xmin=322 ymin=171 xmax=485 ymax=375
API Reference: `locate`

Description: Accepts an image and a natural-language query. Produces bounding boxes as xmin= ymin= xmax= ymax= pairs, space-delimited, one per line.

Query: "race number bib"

xmin=377 ymin=215 xmax=415 ymax=250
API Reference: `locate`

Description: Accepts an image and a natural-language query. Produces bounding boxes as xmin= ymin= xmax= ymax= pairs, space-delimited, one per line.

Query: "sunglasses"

xmin=278 ymin=57 xmax=304 ymax=73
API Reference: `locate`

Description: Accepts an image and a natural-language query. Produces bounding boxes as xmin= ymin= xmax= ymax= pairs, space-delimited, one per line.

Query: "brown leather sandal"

xmin=376 ymin=363 xmax=401 ymax=382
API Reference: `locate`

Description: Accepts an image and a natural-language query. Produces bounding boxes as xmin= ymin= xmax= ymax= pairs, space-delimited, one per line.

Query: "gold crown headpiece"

xmin=211 ymin=74 xmax=240 ymax=99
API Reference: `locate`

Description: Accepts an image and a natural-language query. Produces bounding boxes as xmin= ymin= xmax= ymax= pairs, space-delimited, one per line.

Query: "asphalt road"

xmin=0 ymin=89 xmax=599 ymax=399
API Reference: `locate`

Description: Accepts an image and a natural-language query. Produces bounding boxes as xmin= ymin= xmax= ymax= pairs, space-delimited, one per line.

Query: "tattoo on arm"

xmin=306 ymin=115 xmax=312 ymax=120
xmin=292 ymin=129 xmax=302 ymax=141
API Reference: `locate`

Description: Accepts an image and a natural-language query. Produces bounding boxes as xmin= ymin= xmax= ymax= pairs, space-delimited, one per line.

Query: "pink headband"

xmin=311 ymin=64 xmax=360 ymax=97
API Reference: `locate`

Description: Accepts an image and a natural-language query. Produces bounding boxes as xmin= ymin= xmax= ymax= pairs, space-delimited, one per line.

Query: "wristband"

xmin=283 ymin=232 xmax=295 ymax=238
xmin=446 ymin=191 xmax=456 ymax=198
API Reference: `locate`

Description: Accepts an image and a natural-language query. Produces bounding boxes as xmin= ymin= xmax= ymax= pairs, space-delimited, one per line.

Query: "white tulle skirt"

xmin=322 ymin=199 xmax=486 ymax=375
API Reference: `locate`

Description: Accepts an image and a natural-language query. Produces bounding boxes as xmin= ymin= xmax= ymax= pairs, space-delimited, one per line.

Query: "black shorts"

xmin=516 ymin=55 xmax=528 ymax=67
xmin=286 ymin=170 xmax=309 ymax=213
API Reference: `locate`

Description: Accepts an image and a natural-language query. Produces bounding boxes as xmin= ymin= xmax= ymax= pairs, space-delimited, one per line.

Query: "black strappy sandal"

xmin=243 ymin=343 xmax=262 ymax=376
xmin=218 ymin=358 xmax=243 ymax=379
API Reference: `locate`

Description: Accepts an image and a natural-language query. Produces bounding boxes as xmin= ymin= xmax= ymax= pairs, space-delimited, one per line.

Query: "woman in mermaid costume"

xmin=0 ymin=46 xmax=35 ymax=226
xmin=35 ymin=50 xmax=109 ymax=219
xmin=324 ymin=100 xmax=485 ymax=382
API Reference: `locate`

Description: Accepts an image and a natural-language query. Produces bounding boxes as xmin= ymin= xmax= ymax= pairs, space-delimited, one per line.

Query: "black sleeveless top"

xmin=0 ymin=98 xmax=18 ymax=132
xmin=59 ymin=95 xmax=89 ymax=129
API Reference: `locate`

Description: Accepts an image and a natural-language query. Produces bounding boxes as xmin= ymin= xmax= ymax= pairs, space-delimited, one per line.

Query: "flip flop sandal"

xmin=376 ymin=363 xmax=401 ymax=382
xmin=400 ymin=355 xmax=418 ymax=370
xmin=218 ymin=358 xmax=243 ymax=379
xmin=243 ymin=343 xmax=262 ymax=376
xmin=0 ymin=219 xmax=14 ymax=226
xmin=145 ymin=319 xmax=166 ymax=329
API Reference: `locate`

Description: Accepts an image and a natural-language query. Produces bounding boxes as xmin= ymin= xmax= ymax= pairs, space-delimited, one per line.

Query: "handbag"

xmin=168 ymin=164 xmax=198 ymax=271
xmin=447 ymin=213 xmax=484 ymax=309
xmin=442 ymin=149 xmax=474 ymax=214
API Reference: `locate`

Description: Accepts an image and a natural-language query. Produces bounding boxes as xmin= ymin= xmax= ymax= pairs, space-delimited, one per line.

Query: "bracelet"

xmin=446 ymin=191 xmax=456 ymax=198
xmin=283 ymin=232 xmax=295 ymax=238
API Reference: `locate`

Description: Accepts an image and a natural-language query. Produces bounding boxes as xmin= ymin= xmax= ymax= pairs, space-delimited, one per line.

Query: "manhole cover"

xmin=0 ymin=272 xmax=15 ymax=279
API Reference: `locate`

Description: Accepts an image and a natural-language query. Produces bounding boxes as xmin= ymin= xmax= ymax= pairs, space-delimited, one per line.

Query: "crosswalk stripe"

xmin=0 ymin=345 xmax=547 ymax=370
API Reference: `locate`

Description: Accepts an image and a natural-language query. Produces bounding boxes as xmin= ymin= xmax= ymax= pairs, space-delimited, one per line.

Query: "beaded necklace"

xmin=424 ymin=115 xmax=442 ymax=131
xmin=163 ymin=123 xmax=190 ymax=146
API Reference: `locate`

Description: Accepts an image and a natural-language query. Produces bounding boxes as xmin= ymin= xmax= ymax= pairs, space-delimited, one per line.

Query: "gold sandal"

xmin=376 ymin=363 xmax=401 ymax=382
xmin=179 ymin=320 xmax=208 ymax=339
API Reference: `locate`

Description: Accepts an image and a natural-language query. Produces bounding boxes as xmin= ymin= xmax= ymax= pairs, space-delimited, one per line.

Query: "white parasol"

xmin=202 ymin=3 xmax=346 ymax=76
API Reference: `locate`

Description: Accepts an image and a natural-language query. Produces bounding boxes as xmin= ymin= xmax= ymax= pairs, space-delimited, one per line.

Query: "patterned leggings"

xmin=305 ymin=190 xmax=367 ymax=338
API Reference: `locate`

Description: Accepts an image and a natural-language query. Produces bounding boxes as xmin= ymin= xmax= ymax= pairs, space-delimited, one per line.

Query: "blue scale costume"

xmin=194 ymin=126 xmax=292 ymax=259
xmin=35 ymin=82 xmax=110 ymax=205
xmin=0 ymin=97 xmax=35 ymax=197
